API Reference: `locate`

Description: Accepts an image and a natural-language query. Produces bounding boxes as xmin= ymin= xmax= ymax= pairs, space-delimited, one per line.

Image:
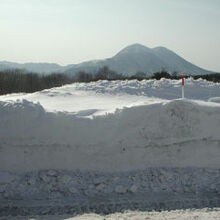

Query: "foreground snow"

xmin=0 ymin=78 xmax=220 ymax=216
xmin=1 ymin=98 xmax=220 ymax=171
xmin=1 ymin=78 xmax=220 ymax=172
xmin=1 ymin=208 xmax=220 ymax=220
xmin=55 ymin=208 xmax=220 ymax=220
xmin=71 ymin=209 xmax=220 ymax=220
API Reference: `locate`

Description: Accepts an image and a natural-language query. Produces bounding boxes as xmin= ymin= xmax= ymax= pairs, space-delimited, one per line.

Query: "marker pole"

xmin=182 ymin=72 xmax=184 ymax=98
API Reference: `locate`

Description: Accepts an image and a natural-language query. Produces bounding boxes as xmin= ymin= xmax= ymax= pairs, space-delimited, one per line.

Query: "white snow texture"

xmin=0 ymin=78 xmax=220 ymax=171
xmin=0 ymin=78 xmax=220 ymax=216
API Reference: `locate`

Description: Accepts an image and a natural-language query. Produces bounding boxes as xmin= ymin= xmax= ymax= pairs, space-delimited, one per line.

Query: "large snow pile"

xmin=0 ymin=98 xmax=220 ymax=171
xmin=0 ymin=78 xmax=220 ymax=215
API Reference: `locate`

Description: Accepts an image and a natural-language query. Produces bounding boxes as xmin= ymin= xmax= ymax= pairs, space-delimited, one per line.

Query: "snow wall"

xmin=1 ymin=99 xmax=220 ymax=172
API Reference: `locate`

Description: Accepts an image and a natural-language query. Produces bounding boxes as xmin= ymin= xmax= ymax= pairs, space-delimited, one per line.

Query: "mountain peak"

xmin=115 ymin=43 xmax=151 ymax=57
xmin=152 ymin=46 xmax=169 ymax=51
xmin=126 ymin=43 xmax=149 ymax=49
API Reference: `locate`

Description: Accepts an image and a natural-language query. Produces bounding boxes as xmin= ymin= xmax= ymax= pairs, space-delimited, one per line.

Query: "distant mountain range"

xmin=0 ymin=44 xmax=214 ymax=76
xmin=0 ymin=61 xmax=63 ymax=74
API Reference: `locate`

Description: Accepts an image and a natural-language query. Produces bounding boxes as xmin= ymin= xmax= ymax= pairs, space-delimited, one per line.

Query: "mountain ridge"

xmin=0 ymin=44 xmax=214 ymax=75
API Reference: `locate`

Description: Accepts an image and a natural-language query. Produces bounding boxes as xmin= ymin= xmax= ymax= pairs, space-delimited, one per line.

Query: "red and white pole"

xmin=182 ymin=72 xmax=184 ymax=98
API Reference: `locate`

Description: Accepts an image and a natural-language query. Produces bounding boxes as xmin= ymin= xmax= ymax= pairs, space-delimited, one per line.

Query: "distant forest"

xmin=0 ymin=66 xmax=220 ymax=95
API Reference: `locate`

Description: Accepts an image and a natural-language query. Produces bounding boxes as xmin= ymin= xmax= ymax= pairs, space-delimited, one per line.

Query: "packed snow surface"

xmin=1 ymin=208 xmax=220 ymax=220
xmin=64 ymin=208 xmax=220 ymax=220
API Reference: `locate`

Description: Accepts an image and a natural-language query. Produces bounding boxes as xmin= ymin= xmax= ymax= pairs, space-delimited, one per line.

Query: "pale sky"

xmin=0 ymin=0 xmax=220 ymax=71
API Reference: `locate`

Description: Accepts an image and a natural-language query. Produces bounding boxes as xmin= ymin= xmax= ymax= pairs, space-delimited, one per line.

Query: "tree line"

xmin=0 ymin=69 xmax=72 ymax=95
xmin=0 ymin=67 xmax=220 ymax=95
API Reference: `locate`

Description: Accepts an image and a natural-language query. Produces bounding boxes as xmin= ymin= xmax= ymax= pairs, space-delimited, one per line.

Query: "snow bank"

xmin=1 ymin=98 xmax=220 ymax=172
xmin=2 ymin=209 xmax=220 ymax=220
xmin=1 ymin=79 xmax=220 ymax=215
xmin=58 ymin=209 xmax=220 ymax=220
xmin=0 ymin=78 xmax=220 ymax=116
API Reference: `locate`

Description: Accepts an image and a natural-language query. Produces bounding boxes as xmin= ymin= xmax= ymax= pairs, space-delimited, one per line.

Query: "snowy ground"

xmin=1 ymin=77 xmax=220 ymax=117
xmin=63 ymin=208 xmax=220 ymax=220
xmin=0 ymin=78 xmax=220 ymax=217
xmin=1 ymin=208 xmax=220 ymax=220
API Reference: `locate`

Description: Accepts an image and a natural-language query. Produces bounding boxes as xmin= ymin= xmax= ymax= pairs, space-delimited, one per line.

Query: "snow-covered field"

xmin=0 ymin=78 xmax=220 ymax=217
xmin=61 ymin=208 xmax=220 ymax=220
xmin=1 ymin=78 xmax=219 ymax=117
xmin=1 ymin=208 xmax=220 ymax=220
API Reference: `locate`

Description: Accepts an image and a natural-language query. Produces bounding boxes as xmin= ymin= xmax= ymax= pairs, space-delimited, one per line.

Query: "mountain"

xmin=0 ymin=61 xmax=63 ymax=74
xmin=151 ymin=46 xmax=210 ymax=75
xmin=64 ymin=44 xmax=212 ymax=76
xmin=105 ymin=44 xmax=168 ymax=75
xmin=0 ymin=44 xmax=213 ymax=75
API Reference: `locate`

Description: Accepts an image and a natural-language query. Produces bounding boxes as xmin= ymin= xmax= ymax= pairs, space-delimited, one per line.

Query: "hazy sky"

xmin=1 ymin=0 xmax=220 ymax=71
